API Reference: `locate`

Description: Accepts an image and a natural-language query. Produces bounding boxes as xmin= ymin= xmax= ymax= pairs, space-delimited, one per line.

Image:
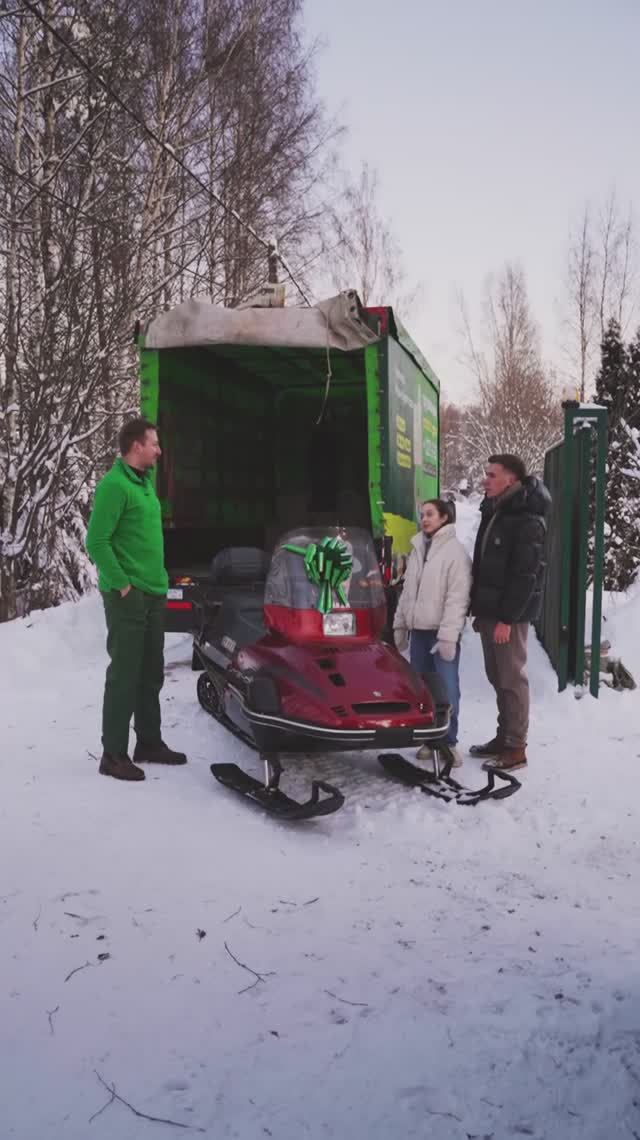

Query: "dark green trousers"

xmin=101 ymin=589 xmax=166 ymax=755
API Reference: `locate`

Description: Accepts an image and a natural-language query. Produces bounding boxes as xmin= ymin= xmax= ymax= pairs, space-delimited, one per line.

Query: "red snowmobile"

xmin=193 ymin=526 xmax=520 ymax=819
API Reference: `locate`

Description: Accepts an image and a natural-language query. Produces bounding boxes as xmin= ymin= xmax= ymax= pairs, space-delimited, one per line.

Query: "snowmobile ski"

xmin=210 ymin=763 xmax=345 ymax=820
xmin=378 ymin=752 xmax=521 ymax=806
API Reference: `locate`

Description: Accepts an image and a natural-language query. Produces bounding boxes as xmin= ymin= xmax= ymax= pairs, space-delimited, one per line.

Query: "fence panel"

xmin=535 ymin=402 xmax=607 ymax=696
xmin=536 ymin=441 xmax=564 ymax=682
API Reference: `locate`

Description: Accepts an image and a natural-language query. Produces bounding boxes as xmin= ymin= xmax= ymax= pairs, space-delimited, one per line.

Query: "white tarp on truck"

xmin=143 ymin=290 xmax=379 ymax=353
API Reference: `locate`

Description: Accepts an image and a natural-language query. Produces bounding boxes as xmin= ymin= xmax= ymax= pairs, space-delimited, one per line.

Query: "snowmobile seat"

xmin=198 ymin=548 xmax=268 ymax=649
xmin=206 ymin=589 xmax=266 ymax=651
xmin=209 ymin=546 xmax=270 ymax=587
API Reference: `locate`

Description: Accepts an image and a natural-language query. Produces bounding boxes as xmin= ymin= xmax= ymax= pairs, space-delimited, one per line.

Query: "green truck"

xmin=138 ymin=291 xmax=441 ymax=630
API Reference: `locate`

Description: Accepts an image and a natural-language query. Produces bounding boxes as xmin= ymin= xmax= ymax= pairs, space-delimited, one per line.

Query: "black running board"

xmin=378 ymin=753 xmax=521 ymax=805
xmin=210 ymin=763 xmax=345 ymax=820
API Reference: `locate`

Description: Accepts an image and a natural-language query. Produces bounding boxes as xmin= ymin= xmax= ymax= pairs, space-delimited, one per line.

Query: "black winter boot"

xmin=133 ymin=740 xmax=188 ymax=765
xmin=469 ymin=736 xmax=505 ymax=758
xmin=99 ymin=752 xmax=146 ymax=781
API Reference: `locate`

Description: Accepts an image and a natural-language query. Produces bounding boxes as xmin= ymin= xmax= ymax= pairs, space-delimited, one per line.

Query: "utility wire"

xmin=16 ymin=0 xmax=312 ymax=305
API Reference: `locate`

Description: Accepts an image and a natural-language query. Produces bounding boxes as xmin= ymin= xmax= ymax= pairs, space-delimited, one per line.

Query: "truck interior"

xmin=156 ymin=344 xmax=373 ymax=578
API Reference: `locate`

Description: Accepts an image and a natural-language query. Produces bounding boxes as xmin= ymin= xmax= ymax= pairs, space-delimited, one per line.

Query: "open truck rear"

xmin=138 ymin=291 xmax=441 ymax=631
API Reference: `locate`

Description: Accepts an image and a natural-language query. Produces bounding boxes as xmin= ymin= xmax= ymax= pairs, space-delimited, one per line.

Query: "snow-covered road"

xmin=2 ymin=502 xmax=639 ymax=1139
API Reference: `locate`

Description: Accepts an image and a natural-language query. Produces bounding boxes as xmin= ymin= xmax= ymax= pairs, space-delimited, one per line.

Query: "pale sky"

xmin=304 ymin=0 xmax=640 ymax=402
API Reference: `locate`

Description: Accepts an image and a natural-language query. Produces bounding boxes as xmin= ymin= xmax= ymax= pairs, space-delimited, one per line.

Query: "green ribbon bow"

xmin=282 ymin=536 xmax=353 ymax=614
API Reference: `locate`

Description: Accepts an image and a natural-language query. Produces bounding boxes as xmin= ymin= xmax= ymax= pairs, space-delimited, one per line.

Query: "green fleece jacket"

xmin=86 ymin=459 xmax=168 ymax=595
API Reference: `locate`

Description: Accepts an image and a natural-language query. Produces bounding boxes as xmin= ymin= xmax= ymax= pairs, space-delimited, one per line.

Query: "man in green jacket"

xmin=86 ymin=418 xmax=187 ymax=781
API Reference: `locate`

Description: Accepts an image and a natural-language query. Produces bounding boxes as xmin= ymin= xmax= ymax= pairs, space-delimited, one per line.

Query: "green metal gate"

xmin=536 ymin=401 xmax=608 ymax=696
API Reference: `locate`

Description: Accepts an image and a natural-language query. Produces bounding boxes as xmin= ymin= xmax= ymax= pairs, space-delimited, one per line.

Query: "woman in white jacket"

xmin=393 ymin=499 xmax=472 ymax=767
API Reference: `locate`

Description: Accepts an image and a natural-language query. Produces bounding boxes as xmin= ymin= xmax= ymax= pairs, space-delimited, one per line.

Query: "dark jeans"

xmin=410 ymin=629 xmax=460 ymax=745
xmin=101 ymin=588 xmax=166 ymax=755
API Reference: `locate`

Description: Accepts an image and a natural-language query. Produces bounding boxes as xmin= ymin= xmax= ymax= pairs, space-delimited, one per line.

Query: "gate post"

xmin=538 ymin=402 xmax=608 ymax=696
xmin=573 ymin=423 xmax=592 ymax=688
xmin=589 ymin=409 xmax=608 ymax=697
xmin=558 ymin=405 xmax=575 ymax=691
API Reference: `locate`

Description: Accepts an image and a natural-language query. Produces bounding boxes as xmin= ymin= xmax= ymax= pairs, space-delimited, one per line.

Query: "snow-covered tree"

xmin=439 ymin=401 xmax=469 ymax=493
xmin=621 ymin=419 xmax=640 ymax=481
xmin=0 ymin=0 xmax=334 ymax=620
xmin=593 ymin=319 xmax=640 ymax=591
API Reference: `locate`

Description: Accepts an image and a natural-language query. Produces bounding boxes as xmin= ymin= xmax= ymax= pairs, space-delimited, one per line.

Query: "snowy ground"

xmin=2 ymin=502 xmax=640 ymax=1139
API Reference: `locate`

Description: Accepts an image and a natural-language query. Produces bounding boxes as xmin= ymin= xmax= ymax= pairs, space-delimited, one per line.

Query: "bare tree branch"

xmin=456 ymin=264 xmax=561 ymax=483
xmin=90 ymin=1071 xmax=205 ymax=1131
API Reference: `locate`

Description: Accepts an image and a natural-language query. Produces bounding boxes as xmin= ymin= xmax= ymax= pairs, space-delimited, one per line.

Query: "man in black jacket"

xmin=470 ymin=453 xmax=551 ymax=773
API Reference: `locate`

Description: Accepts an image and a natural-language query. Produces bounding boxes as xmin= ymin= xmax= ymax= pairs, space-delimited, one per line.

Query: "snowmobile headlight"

xmin=323 ymin=611 xmax=355 ymax=637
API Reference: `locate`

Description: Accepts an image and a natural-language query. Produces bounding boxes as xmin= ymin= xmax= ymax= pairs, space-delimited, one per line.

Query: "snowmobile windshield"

xmin=265 ymin=527 xmax=385 ymax=611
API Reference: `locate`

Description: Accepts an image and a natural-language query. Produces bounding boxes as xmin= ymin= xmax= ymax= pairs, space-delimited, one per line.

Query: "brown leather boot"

xmin=133 ymin=740 xmax=188 ymax=765
xmin=99 ymin=752 xmax=145 ymax=781
xmin=469 ymin=736 xmax=504 ymax=758
xmin=482 ymin=747 xmax=527 ymax=773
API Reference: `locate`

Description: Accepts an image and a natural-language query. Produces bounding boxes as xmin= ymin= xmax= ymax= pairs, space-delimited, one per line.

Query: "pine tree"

xmin=593 ymin=319 xmax=640 ymax=590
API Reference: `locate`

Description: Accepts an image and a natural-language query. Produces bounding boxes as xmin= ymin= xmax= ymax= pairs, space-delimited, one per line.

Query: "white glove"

xmin=394 ymin=627 xmax=409 ymax=652
xmin=431 ymin=639 xmax=457 ymax=662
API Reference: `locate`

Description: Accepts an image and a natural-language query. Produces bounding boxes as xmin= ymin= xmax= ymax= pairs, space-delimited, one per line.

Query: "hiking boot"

xmin=99 ymin=752 xmax=145 ymax=781
xmin=416 ymin=744 xmax=434 ymax=764
xmin=133 ymin=739 xmax=188 ymax=765
xmin=482 ymin=747 xmax=528 ymax=773
xmin=469 ymin=736 xmax=504 ymax=758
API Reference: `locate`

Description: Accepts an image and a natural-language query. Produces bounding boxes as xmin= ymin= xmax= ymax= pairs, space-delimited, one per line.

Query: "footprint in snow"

xmin=329 ymin=1010 xmax=349 ymax=1025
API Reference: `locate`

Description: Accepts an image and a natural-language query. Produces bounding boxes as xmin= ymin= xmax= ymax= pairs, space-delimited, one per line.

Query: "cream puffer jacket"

xmin=393 ymin=524 xmax=472 ymax=648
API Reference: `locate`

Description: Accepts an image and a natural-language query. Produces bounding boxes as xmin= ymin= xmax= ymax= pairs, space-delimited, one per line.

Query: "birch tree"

xmin=0 ymin=3 xmax=136 ymax=617
xmin=459 ymin=264 xmax=560 ymax=481
xmin=562 ymin=193 xmax=637 ymax=400
xmin=322 ymin=161 xmax=419 ymax=319
xmin=0 ymin=0 xmax=334 ymax=619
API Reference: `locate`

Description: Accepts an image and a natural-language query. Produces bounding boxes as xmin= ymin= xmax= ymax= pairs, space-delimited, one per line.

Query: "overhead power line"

xmin=17 ymin=0 xmax=312 ymax=305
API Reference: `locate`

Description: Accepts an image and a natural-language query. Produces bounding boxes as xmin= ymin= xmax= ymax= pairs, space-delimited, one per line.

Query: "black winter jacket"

xmin=470 ymin=477 xmax=551 ymax=624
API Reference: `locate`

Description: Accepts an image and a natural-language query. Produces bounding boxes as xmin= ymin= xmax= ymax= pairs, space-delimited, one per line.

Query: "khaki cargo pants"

xmin=476 ymin=620 xmax=529 ymax=748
